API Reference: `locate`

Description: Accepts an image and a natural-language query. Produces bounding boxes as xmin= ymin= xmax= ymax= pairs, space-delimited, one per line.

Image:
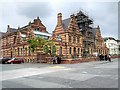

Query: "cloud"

xmin=16 ymin=2 xmax=53 ymax=19
xmin=0 ymin=1 xmax=118 ymax=40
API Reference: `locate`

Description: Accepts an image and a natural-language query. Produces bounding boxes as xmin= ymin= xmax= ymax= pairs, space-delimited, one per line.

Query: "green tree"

xmin=27 ymin=36 xmax=47 ymax=52
xmin=27 ymin=38 xmax=38 ymax=52
xmin=43 ymin=40 xmax=56 ymax=57
xmin=28 ymin=36 xmax=56 ymax=57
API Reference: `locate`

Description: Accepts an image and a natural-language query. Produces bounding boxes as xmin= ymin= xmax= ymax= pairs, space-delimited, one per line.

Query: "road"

xmin=0 ymin=58 xmax=119 ymax=88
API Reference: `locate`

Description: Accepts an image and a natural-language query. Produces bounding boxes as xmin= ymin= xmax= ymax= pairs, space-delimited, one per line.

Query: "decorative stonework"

xmin=51 ymin=13 xmax=83 ymax=58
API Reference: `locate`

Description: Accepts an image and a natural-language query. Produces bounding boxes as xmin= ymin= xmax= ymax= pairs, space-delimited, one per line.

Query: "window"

xmin=73 ymin=37 xmax=76 ymax=43
xmin=34 ymin=28 xmax=39 ymax=31
xmin=25 ymin=48 xmax=27 ymax=55
xmin=74 ymin=47 xmax=76 ymax=54
xmin=15 ymin=49 xmax=16 ymax=55
xmin=29 ymin=47 xmax=31 ymax=55
xmin=78 ymin=48 xmax=80 ymax=54
xmin=37 ymin=28 xmax=39 ymax=30
xmin=72 ymin=28 xmax=76 ymax=32
xmin=18 ymin=48 xmax=20 ymax=56
xmin=59 ymin=47 xmax=62 ymax=55
xmin=69 ymin=47 xmax=72 ymax=54
xmin=68 ymin=36 xmax=71 ymax=42
xmin=77 ymin=37 xmax=80 ymax=43
xmin=56 ymin=34 xmax=62 ymax=41
xmin=22 ymin=37 xmax=26 ymax=41
xmin=21 ymin=48 xmax=22 ymax=55
xmin=13 ymin=36 xmax=16 ymax=44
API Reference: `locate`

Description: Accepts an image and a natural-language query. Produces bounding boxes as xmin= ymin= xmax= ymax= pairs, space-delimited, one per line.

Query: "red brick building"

xmin=51 ymin=13 xmax=83 ymax=59
xmin=1 ymin=17 xmax=51 ymax=62
xmin=92 ymin=26 xmax=109 ymax=55
xmin=1 ymin=12 xmax=109 ymax=63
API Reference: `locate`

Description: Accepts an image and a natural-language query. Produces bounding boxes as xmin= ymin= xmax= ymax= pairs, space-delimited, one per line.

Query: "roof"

xmin=0 ymin=32 xmax=6 ymax=37
xmin=92 ymin=28 xmax=97 ymax=36
xmin=9 ymin=28 xmax=17 ymax=33
xmin=103 ymin=37 xmax=116 ymax=41
xmin=62 ymin=18 xmax=70 ymax=30
xmin=33 ymin=31 xmax=52 ymax=37
xmin=116 ymin=39 xmax=120 ymax=42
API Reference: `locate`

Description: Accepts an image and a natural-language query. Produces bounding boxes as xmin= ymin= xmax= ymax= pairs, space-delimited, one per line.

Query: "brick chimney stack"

xmin=57 ymin=13 xmax=62 ymax=26
xmin=97 ymin=25 xmax=100 ymax=29
xmin=7 ymin=25 xmax=10 ymax=28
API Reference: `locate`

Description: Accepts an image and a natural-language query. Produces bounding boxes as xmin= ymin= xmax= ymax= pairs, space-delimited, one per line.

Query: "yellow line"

xmin=49 ymin=66 xmax=65 ymax=69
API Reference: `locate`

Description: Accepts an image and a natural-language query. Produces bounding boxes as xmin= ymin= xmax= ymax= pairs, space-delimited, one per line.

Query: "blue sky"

xmin=0 ymin=0 xmax=119 ymax=39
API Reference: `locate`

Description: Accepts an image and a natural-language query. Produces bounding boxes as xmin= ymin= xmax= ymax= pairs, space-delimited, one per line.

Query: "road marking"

xmin=49 ymin=66 xmax=65 ymax=69
xmin=1 ymin=67 xmax=71 ymax=81
xmin=82 ymin=71 xmax=88 ymax=74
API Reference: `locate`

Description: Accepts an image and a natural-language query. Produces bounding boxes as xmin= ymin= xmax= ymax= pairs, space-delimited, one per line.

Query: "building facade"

xmin=1 ymin=11 xmax=109 ymax=62
xmin=51 ymin=13 xmax=83 ymax=59
xmin=1 ymin=17 xmax=51 ymax=62
xmin=104 ymin=37 xmax=119 ymax=55
xmin=92 ymin=26 xmax=109 ymax=55
xmin=74 ymin=11 xmax=94 ymax=57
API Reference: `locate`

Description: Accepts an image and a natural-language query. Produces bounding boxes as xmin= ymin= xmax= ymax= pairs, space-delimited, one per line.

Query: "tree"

xmin=27 ymin=38 xmax=38 ymax=52
xmin=27 ymin=36 xmax=47 ymax=52
xmin=27 ymin=36 xmax=48 ymax=63
xmin=43 ymin=40 xmax=56 ymax=57
xmin=28 ymin=36 xmax=56 ymax=57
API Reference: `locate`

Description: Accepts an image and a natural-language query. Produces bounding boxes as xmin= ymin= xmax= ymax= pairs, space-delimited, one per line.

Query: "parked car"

xmin=0 ymin=57 xmax=11 ymax=64
xmin=7 ymin=58 xmax=24 ymax=64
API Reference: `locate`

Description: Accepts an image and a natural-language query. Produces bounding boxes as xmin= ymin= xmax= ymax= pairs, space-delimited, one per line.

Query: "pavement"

xmin=0 ymin=58 xmax=119 ymax=88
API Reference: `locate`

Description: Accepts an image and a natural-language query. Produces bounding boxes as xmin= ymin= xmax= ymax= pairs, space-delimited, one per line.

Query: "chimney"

xmin=18 ymin=26 xmax=20 ymax=30
xmin=28 ymin=21 xmax=31 ymax=25
xmin=97 ymin=25 xmax=100 ymax=29
xmin=37 ymin=16 xmax=39 ymax=20
xmin=70 ymin=14 xmax=74 ymax=18
xmin=57 ymin=13 xmax=62 ymax=26
xmin=7 ymin=25 xmax=10 ymax=29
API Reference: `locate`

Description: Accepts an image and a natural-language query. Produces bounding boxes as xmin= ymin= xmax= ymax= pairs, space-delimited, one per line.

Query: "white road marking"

xmin=1 ymin=67 xmax=71 ymax=81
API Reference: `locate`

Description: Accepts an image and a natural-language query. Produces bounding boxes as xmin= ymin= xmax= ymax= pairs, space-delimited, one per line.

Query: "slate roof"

xmin=9 ymin=28 xmax=17 ymax=33
xmin=92 ymin=28 xmax=97 ymax=36
xmin=62 ymin=18 xmax=70 ymax=30
xmin=33 ymin=31 xmax=52 ymax=37
xmin=0 ymin=32 xmax=6 ymax=37
xmin=103 ymin=37 xmax=116 ymax=41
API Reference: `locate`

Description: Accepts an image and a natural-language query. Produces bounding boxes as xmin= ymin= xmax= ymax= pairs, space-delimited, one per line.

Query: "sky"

xmin=0 ymin=0 xmax=119 ymax=39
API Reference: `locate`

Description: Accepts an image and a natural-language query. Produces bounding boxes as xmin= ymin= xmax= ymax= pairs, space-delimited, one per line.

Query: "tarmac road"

xmin=0 ymin=58 xmax=119 ymax=88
